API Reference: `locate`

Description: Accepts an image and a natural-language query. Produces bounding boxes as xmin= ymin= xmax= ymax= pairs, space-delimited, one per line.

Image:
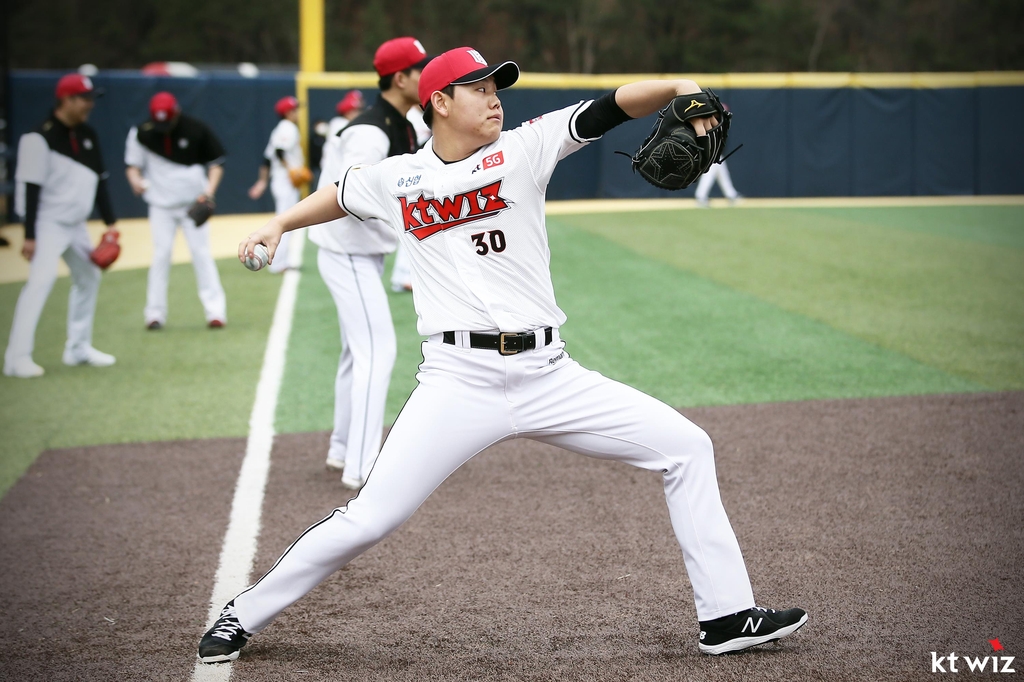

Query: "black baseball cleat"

xmin=198 ymin=600 xmax=252 ymax=663
xmin=698 ymin=606 xmax=807 ymax=655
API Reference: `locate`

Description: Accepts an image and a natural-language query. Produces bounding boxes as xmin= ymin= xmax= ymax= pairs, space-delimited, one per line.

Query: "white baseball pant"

xmin=234 ymin=334 xmax=756 ymax=632
xmin=144 ymin=205 xmax=226 ymax=325
xmin=269 ymin=181 xmax=300 ymax=273
xmin=4 ymin=220 xmax=101 ymax=365
xmin=317 ymin=249 xmax=397 ymax=482
xmin=695 ymin=161 xmax=738 ymax=202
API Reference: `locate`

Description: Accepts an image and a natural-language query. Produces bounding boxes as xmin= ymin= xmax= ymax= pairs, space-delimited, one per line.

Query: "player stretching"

xmin=200 ymin=47 xmax=807 ymax=663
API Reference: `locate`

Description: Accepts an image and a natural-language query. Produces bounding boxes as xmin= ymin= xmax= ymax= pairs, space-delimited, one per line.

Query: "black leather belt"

xmin=442 ymin=328 xmax=554 ymax=355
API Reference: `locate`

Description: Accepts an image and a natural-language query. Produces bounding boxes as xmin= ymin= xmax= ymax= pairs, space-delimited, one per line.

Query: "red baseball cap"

xmin=337 ymin=90 xmax=365 ymax=115
xmin=373 ymin=37 xmax=430 ymax=77
xmin=149 ymin=92 xmax=180 ymax=122
xmin=417 ymin=47 xmax=519 ymax=109
xmin=55 ymin=73 xmax=103 ymax=99
xmin=275 ymin=96 xmax=299 ymax=117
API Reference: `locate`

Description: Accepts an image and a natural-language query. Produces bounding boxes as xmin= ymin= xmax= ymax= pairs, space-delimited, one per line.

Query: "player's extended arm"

xmin=204 ymin=163 xmax=224 ymax=200
xmin=248 ymin=162 xmax=269 ymax=199
xmin=615 ymin=80 xmax=718 ymax=135
xmin=125 ymin=165 xmax=147 ymax=196
xmin=239 ymin=184 xmax=347 ymax=265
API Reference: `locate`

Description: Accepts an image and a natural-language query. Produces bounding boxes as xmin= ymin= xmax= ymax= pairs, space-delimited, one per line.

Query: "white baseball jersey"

xmin=310 ymin=124 xmax=395 ymax=255
xmin=339 ymin=101 xmax=597 ymax=336
xmin=264 ymin=119 xmax=304 ymax=186
xmin=15 ymin=118 xmax=107 ymax=226
xmin=124 ymin=124 xmax=220 ymax=208
xmin=327 ymin=116 xmax=349 ymax=140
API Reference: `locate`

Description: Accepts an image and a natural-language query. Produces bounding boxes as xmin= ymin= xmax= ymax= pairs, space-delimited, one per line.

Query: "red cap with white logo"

xmin=275 ymin=96 xmax=299 ymax=117
xmin=149 ymin=92 xmax=180 ymax=122
xmin=337 ymin=90 xmax=365 ymax=115
xmin=373 ymin=37 xmax=431 ymax=77
xmin=417 ymin=47 xmax=519 ymax=109
xmin=55 ymin=74 xmax=103 ymax=99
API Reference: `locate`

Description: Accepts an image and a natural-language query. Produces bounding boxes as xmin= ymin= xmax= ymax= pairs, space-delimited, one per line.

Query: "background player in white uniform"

xmin=326 ymin=90 xmax=365 ymax=140
xmin=389 ymin=104 xmax=432 ymax=293
xmin=312 ymin=37 xmax=431 ymax=489
xmin=248 ymin=96 xmax=305 ymax=273
xmin=694 ymin=102 xmax=740 ymax=207
xmin=201 ymin=47 xmax=806 ymax=663
xmin=4 ymin=74 xmax=118 ymax=378
xmin=125 ymin=92 xmax=227 ymax=329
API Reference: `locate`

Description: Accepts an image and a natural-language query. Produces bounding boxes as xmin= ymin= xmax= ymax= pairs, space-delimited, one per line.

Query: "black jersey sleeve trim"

xmin=338 ymin=166 xmax=364 ymax=221
xmin=567 ymin=100 xmax=590 ymax=144
xmin=574 ymin=89 xmax=633 ymax=140
xmin=24 ymin=183 xmax=41 ymax=241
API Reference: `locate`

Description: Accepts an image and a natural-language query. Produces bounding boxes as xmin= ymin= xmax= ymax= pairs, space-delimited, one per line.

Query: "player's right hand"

xmin=238 ymin=221 xmax=283 ymax=265
xmin=21 ymin=239 xmax=36 ymax=261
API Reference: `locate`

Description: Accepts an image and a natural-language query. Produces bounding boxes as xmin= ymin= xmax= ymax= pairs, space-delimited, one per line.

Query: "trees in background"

xmin=10 ymin=0 xmax=1023 ymax=72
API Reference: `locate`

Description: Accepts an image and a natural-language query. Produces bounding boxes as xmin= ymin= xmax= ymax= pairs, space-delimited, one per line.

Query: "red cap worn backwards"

xmin=417 ymin=47 xmax=519 ymax=109
xmin=337 ymin=90 xmax=365 ymax=115
xmin=275 ymin=96 xmax=299 ymax=117
xmin=374 ymin=37 xmax=431 ymax=77
xmin=149 ymin=92 xmax=180 ymax=122
xmin=55 ymin=73 xmax=103 ymax=99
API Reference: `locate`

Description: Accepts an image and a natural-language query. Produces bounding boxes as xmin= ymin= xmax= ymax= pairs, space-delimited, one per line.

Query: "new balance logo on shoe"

xmin=698 ymin=606 xmax=807 ymax=655
xmin=742 ymin=617 xmax=763 ymax=634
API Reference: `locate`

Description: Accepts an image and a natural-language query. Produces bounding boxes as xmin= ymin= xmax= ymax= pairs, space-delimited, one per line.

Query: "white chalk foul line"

xmin=190 ymin=231 xmax=305 ymax=681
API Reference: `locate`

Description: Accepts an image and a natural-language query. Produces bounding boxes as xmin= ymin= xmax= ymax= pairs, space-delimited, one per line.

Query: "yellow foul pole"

xmin=298 ymin=0 xmax=324 ymax=191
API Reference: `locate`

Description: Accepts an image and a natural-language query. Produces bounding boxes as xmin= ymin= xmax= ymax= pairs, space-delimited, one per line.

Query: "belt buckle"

xmin=498 ymin=332 xmax=519 ymax=356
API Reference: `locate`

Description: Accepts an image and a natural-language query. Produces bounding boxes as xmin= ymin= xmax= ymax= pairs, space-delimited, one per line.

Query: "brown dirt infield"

xmin=1 ymin=392 xmax=1021 ymax=681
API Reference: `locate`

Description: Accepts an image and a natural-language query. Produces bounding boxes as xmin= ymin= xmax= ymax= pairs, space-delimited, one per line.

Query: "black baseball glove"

xmin=187 ymin=196 xmax=216 ymax=227
xmin=625 ymin=88 xmax=731 ymax=190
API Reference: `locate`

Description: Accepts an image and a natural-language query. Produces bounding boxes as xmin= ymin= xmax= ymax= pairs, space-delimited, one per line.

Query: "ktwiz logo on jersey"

xmin=398 ymin=179 xmax=510 ymax=241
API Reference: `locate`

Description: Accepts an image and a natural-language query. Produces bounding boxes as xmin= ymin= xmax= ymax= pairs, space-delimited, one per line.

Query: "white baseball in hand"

xmin=244 ymin=244 xmax=269 ymax=271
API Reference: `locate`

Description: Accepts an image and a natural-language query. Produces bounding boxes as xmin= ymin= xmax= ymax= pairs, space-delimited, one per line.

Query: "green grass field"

xmin=2 ymin=204 xmax=1021 ymax=497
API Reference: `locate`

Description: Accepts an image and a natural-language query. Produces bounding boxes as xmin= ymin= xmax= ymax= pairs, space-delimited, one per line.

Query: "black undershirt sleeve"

xmin=24 ymin=183 xmax=41 ymax=241
xmin=574 ymin=89 xmax=633 ymax=140
xmin=95 ymin=178 xmax=117 ymax=226
xmin=261 ymin=158 xmax=271 ymax=170
xmin=274 ymin=149 xmax=286 ymax=163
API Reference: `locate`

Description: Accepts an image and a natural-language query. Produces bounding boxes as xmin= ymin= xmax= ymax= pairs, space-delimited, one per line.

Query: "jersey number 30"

xmin=471 ymin=230 xmax=506 ymax=256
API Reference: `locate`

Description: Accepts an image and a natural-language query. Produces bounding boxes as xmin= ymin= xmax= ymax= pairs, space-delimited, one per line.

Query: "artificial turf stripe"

xmin=557 ymin=206 xmax=1024 ymax=391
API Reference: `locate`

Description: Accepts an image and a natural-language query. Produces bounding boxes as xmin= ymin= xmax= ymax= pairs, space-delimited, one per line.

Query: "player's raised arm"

xmin=614 ymin=80 xmax=719 ymax=134
xmin=239 ymin=184 xmax=347 ymax=264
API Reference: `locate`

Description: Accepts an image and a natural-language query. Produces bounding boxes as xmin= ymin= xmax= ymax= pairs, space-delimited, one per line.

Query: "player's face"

xmin=450 ymin=78 xmax=503 ymax=143
xmin=60 ymin=95 xmax=95 ymax=125
xmin=395 ymin=68 xmax=423 ymax=107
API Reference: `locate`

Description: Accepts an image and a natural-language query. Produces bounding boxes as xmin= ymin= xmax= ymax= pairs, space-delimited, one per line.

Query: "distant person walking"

xmin=694 ymin=102 xmax=740 ymax=207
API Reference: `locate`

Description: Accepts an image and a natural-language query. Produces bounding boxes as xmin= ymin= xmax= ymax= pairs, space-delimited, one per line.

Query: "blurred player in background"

xmin=694 ymin=102 xmax=741 ymax=207
xmin=248 ymin=96 xmax=306 ymax=273
xmin=327 ymin=90 xmax=365 ymax=139
xmin=311 ymin=37 xmax=430 ymax=488
xmin=389 ymin=104 xmax=431 ymax=293
xmin=125 ymin=92 xmax=228 ymax=330
xmin=4 ymin=74 xmax=118 ymax=378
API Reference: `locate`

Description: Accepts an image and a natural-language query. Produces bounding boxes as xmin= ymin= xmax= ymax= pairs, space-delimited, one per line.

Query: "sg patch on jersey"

xmin=398 ymin=180 xmax=511 ymax=241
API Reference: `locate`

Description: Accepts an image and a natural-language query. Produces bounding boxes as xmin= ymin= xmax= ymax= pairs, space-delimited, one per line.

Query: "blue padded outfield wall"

xmin=8 ymin=71 xmax=1023 ymax=219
